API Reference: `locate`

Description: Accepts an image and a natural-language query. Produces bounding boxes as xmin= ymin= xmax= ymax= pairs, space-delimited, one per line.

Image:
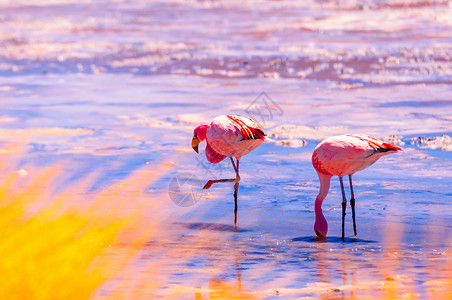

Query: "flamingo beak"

xmin=192 ymin=134 xmax=200 ymax=153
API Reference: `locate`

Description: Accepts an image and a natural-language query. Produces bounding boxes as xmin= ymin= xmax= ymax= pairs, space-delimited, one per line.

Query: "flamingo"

xmin=311 ymin=134 xmax=402 ymax=240
xmin=192 ymin=115 xmax=266 ymax=223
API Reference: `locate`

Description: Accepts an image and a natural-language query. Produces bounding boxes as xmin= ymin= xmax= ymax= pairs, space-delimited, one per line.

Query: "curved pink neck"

xmin=314 ymin=172 xmax=332 ymax=236
xmin=315 ymin=172 xmax=331 ymax=205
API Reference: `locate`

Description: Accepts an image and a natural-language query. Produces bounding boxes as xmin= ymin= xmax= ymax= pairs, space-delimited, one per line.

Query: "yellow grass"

xmin=0 ymin=159 xmax=137 ymax=299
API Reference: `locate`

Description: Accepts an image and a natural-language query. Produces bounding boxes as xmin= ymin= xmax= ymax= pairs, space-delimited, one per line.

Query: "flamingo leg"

xmin=339 ymin=176 xmax=347 ymax=240
xmin=203 ymin=178 xmax=236 ymax=189
xmin=349 ymin=175 xmax=357 ymax=236
xmin=230 ymin=157 xmax=238 ymax=174
xmin=232 ymin=158 xmax=240 ymax=225
xmin=203 ymin=157 xmax=241 ymax=190
xmin=202 ymin=157 xmax=241 ymax=225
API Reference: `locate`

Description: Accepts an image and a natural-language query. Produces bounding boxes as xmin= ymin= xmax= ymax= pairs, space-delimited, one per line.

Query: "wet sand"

xmin=1 ymin=0 xmax=452 ymax=299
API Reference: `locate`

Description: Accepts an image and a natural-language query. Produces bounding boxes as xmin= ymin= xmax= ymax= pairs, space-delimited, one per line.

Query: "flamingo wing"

xmin=312 ymin=134 xmax=403 ymax=176
xmin=205 ymin=142 xmax=227 ymax=163
xmin=350 ymin=134 xmax=402 ymax=153
xmin=227 ymin=115 xmax=266 ymax=141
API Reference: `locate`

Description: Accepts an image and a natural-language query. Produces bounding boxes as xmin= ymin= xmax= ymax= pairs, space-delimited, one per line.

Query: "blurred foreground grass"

xmin=0 ymin=153 xmax=155 ymax=299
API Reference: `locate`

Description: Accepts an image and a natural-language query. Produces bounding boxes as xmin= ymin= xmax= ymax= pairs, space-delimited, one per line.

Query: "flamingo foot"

xmin=203 ymin=180 xmax=214 ymax=190
xmin=203 ymin=178 xmax=235 ymax=189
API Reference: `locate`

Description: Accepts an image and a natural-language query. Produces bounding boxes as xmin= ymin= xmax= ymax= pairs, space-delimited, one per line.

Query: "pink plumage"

xmin=194 ymin=115 xmax=265 ymax=163
xmin=192 ymin=114 xmax=266 ymax=224
xmin=311 ymin=134 xmax=402 ymax=239
xmin=312 ymin=134 xmax=402 ymax=177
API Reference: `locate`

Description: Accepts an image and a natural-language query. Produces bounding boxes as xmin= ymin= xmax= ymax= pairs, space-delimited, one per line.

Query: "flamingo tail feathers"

xmin=371 ymin=141 xmax=403 ymax=153
xmin=252 ymin=128 xmax=266 ymax=141
xmin=227 ymin=115 xmax=266 ymax=141
xmin=380 ymin=142 xmax=403 ymax=152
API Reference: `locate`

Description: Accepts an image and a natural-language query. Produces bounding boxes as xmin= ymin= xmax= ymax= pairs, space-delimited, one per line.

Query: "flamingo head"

xmin=314 ymin=200 xmax=328 ymax=238
xmin=314 ymin=216 xmax=328 ymax=238
xmin=192 ymin=124 xmax=208 ymax=153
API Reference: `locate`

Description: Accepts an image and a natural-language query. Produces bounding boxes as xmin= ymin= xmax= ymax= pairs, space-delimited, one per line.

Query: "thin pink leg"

xmin=349 ymin=175 xmax=357 ymax=236
xmin=233 ymin=158 xmax=240 ymax=224
xmin=203 ymin=157 xmax=240 ymax=190
xmin=202 ymin=157 xmax=241 ymax=225
xmin=203 ymin=178 xmax=235 ymax=189
xmin=339 ymin=176 xmax=347 ymax=241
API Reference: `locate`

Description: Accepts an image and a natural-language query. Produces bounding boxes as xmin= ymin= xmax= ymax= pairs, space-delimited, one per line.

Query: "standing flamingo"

xmin=192 ymin=115 xmax=266 ymax=223
xmin=311 ymin=134 xmax=402 ymax=240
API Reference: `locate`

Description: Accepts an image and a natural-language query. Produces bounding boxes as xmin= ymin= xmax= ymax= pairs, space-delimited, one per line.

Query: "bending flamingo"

xmin=192 ymin=115 xmax=266 ymax=223
xmin=311 ymin=134 xmax=402 ymax=240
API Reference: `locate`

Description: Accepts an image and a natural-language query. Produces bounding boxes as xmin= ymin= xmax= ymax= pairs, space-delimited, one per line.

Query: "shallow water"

xmin=1 ymin=0 xmax=452 ymax=298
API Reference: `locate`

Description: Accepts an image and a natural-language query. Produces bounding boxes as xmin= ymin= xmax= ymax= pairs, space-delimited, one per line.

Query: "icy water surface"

xmin=1 ymin=0 xmax=452 ymax=299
